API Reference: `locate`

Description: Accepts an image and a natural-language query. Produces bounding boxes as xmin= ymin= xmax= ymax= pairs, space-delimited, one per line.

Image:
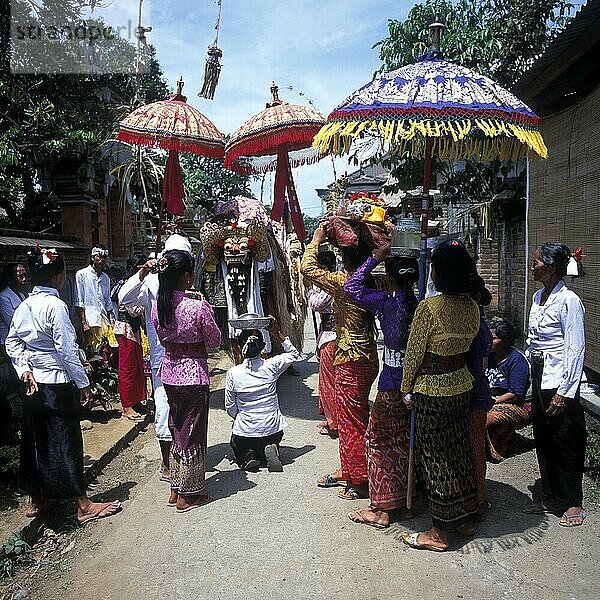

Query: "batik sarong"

xmin=163 ymin=384 xmax=210 ymax=496
xmin=335 ymin=358 xmax=378 ymax=486
xmin=365 ymin=389 xmax=411 ymax=510
xmin=318 ymin=340 xmax=337 ymax=430
xmin=414 ymin=391 xmax=478 ymax=531
xmin=486 ymin=403 xmax=531 ymax=462
xmin=20 ymin=382 xmax=86 ymax=499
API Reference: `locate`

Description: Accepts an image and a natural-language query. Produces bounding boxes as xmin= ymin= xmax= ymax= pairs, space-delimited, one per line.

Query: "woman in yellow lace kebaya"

xmin=400 ymin=240 xmax=480 ymax=552
xmin=301 ymin=225 xmax=378 ymax=501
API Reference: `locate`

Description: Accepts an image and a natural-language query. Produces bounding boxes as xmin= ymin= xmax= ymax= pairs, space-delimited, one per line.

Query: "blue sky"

xmin=100 ymin=1 xmax=413 ymax=215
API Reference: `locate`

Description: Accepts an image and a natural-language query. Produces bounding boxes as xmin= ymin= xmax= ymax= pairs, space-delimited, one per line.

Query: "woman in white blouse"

xmin=6 ymin=247 xmax=121 ymax=524
xmin=225 ymin=317 xmax=301 ymax=472
xmin=524 ymin=242 xmax=587 ymax=527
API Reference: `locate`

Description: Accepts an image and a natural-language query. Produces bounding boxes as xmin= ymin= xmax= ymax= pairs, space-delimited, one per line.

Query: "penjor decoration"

xmin=199 ymin=0 xmax=224 ymax=100
xmin=224 ymin=83 xmax=325 ymax=242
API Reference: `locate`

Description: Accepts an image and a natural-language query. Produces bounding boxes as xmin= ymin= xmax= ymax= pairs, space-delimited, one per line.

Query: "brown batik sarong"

xmin=486 ymin=403 xmax=531 ymax=462
xmin=414 ymin=391 xmax=478 ymax=531
xmin=163 ymin=384 xmax=210 ymax=496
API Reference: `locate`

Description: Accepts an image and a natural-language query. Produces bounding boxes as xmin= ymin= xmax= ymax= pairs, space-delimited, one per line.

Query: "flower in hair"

xmin=157 ymin=256 xmax=169 ymax=272
xmin=31 ymin=244 xmax=59 ymax=265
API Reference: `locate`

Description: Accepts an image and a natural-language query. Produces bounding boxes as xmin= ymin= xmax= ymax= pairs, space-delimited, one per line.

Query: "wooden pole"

xmin=407 ymin=136 xmax=433 ymax=510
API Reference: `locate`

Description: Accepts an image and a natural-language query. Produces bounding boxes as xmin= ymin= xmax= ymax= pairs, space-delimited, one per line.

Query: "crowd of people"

xmin=0 ymin=227 xmax=589 ymax=543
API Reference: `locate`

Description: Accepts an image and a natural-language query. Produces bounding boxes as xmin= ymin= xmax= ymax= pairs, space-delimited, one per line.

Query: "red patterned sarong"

xmin=117 ymin=335 xmax=147 ymax=409
xmin=470 ymin=408 xmax=488 ymax=513
xmin=318 ymin=340 xmax=337 ymax=430
xmin=335 ymin=358 xmax=378 ymax=485
xmin=366 ymin=389 xmax=411 ymax=510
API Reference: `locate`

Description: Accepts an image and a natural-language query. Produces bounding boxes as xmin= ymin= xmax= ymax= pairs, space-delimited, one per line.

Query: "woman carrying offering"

xmin=486 ymin=319 xmax=531 ymax=462
xmin=152 ymin=250 xmax=221 ymax=513
xmin=225 ymin=318 xmax=301 ymax=472
xmin=524 ymin=242 xmax=587 ymax=527
xmin=400 ymin=240 xmax=480 ymax=552
xmin=301 ymin=224 xmax=378 ymax=500
xmin=6 ymin=247 xmax=121 ymax=524
xmin=344 ymin=243 xmax=418 ymax=528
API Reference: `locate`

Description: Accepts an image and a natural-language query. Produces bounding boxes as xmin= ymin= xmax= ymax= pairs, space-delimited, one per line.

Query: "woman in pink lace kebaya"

xmin=152 ymin=250 xmax=221 ymax=513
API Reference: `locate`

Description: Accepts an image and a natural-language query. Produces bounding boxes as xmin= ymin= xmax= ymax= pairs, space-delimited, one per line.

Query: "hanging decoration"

xmin=199 ymin=0 xmax=224 ymax=100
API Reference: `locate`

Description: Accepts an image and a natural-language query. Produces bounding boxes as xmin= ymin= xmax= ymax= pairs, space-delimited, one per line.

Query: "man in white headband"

xmin=75 ymin=245 xmax=114 ymax=353
xmin=118 ymin=234 xmax=193 ymax=482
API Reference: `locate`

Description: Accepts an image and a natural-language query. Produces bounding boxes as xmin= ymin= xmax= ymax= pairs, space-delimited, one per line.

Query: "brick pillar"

xmin=476 ymin=230 xmax=499 ymax=313
xmin=109 ymin=195 xmax=133 ymax=263
xmin=60 ymin=204 xmax=93 ymax=246
xmin=97 ymin=197 xmax=109 ymax=248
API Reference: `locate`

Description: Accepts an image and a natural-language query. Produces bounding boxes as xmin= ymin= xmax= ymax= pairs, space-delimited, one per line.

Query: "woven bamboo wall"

xmin=528 ymin=84 xmax=600 ymax=374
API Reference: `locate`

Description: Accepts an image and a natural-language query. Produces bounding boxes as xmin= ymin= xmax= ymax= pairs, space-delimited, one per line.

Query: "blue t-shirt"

xmin=487 ymin=348 xmax=530 ymax=400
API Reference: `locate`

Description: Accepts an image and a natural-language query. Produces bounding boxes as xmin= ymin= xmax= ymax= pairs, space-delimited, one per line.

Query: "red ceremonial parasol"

xmin=118 ymin=78 xmax=225 ymax=249
xmin=224 ymin=83 xmax=326 ymax=242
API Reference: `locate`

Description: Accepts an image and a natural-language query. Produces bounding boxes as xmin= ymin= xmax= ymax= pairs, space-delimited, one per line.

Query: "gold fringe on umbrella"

xmin=313 ymin=117 xmax=548 ymax=161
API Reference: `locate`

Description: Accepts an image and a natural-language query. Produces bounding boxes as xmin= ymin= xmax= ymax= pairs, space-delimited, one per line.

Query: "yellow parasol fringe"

xmin=312 ymin=116 xmax=548 ymax=160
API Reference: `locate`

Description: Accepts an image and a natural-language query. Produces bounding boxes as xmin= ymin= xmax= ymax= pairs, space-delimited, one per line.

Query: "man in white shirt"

xmin=118 ymin=234 xmax=192 ymax=481
xmin=225 ymin=318 xmax=302 ymax=472
xmin=75 ymin=246 xmax=114 ymax=353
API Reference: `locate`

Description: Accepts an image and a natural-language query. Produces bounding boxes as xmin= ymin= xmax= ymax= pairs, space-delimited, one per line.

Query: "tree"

xmin=374 ymin=0 xmax=573 ymax=218
xmin=0 ymin=0 xmax=169 ymax=230
xmin=180 ymin=154 xmax=255 ymax=213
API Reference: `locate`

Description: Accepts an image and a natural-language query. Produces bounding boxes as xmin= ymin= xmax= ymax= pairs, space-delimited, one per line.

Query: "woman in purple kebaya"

xmin=152 ymin=250 xmax=221 ymax=513
xmin=343 ymin=243 xmax=418 ymax=528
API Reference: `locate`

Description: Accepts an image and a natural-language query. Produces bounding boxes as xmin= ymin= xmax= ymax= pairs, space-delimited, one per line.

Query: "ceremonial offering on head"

xmin=325 ymin=192 xmax=393 ymax=251
xmin=228 ymin=312 xmax=272 ymax=331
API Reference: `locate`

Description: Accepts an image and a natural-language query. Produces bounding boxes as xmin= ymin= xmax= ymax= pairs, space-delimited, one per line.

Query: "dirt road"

xmin=27 ymin=327 xmax=598 ymax=600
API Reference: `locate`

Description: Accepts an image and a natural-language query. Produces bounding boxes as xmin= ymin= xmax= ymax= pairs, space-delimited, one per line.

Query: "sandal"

xmin=76 ymin=501 xmax=122 ymax=525
xmin=401 ymin=532 xmax=447 ymax=552
xmin=338 ymin=485 xmax=368 ymax=501
xmin=316 ymin=473 xmax=345 ymax=488
xmin=522 ymin=502 xmax=552 ymax=514
xmin=122 ymin=413 xmax=145 ymax=422
xmin=559 ymin=511 xmax=587 ymax=527
xmin=348 ymin=509 xmax=389 ymax=530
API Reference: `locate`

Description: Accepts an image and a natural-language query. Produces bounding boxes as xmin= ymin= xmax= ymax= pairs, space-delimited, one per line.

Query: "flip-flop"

xmin=316 ymin=473 xmax=344 ymax=488
xmin=559 ymin=511 xmax=587 ymax=527
xmin=348 ymin=509 xmax=389 ymax=530
xmin=522 ymin=503 xmax=551 ymax=514
xmin=176 ymin=495 xmax=213 ymax=513
xmin=338 ymin=486 xmax=368 ymax=501
xmin=401 ymin=532 xmax=447 ymax=552
xmin=76 ymin=501 xmax=122 ymax=525
xmin=122 ymin=413 xmax=145 ymax=422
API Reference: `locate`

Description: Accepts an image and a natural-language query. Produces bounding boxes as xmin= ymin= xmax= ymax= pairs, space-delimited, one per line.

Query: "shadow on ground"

xmin=383 ymin=478 xmax=550 ymax=554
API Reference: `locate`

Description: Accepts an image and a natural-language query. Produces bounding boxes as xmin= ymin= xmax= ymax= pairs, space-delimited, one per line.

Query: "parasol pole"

xmin=408 ymin=18 xmax=443 ymax=511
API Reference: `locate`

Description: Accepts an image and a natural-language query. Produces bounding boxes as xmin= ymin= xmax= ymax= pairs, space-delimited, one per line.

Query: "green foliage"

xmin=374 ymin=0 xmax=573 ymax=218
xmin=376 ymin=0 xmax=573 ymax=86
xmin=586 ymin=414 xmax=600 ymax=482
xmin=1 ymin=535 xmax=30 ymax=580
xmin=0 ymin=446 xmax=19 ymax=476
xmin=303 ymin=214 xmax=322 ymax=238
xmin=180 ymin=155 xmax=255 ymax=213
xmin=0 ymin=0 xmax=169 ymax=231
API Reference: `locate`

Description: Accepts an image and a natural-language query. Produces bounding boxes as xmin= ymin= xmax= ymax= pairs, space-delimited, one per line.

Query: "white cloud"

xmin=146 ymin=0 xmax=412 ymax=214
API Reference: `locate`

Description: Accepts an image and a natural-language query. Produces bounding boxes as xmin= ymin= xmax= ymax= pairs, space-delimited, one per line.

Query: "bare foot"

xmin=167 ymin=491 xmax=178 ymax=507
xmin=176 ymin=494 xmax=213 ymax=513
xmin=25 ymin=496 xmax=48 ymax=518
xmin=77 ymin=501 xmax=121 ymax=524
